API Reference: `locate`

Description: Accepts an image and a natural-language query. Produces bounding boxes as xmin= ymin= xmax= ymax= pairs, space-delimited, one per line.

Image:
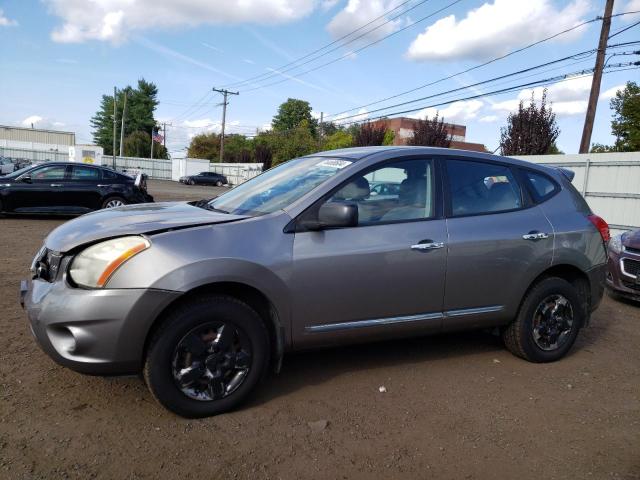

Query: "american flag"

xmin=153 ymin=131 xmax=164 ymax=143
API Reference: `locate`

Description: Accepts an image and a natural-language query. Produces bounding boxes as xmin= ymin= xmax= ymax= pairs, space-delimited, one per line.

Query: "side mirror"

xmin=20 ymin=175 xmax=32 ymax=184
xmin=300 ymin=202 xmax=358 ymax=231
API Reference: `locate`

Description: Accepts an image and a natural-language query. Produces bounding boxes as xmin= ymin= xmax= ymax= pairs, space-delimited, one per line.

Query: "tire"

xmin=216 ymin=180 xmax=223 ymax=187
xmin=102 ymin=196 xmax=127 ymax=209
xmin=188 ymin=179 xmax=195 ymax=185
xmin=502 ymin=277 xmax=584 ymax=363
xmin=144 ymin=294 xmax=270 ymax=418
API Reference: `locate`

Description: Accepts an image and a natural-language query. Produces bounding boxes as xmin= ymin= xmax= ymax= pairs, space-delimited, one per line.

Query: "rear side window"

xmin=524 ymin=171 xmax=558 ymax=202
xmin=446 ymin=159 xmax=522 ymax=216
xmin=103 ymin=169 xmax=117 ymax=179
xmin=71 ymin=166 xmax=101 ymax=180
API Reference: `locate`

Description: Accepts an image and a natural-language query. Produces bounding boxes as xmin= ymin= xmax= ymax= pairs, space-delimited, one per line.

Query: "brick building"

xmin=371 ymin=117 xmax=487 ymax=152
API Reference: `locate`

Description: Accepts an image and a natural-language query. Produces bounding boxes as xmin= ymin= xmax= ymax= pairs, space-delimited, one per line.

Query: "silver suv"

xmin=21 ymin=147 xmax=608 ymax=417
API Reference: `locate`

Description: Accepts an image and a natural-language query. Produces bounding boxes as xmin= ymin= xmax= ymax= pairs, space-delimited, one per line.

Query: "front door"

xmin=10 ymin=164 xmax=69 ymax=212
xmin=290 ymin=157 xmax=448 ymax=348
xmin=442 ymin=158 xmax=554 ymax=330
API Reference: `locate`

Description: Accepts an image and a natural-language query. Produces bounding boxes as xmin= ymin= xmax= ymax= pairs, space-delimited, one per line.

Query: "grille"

xmin=622 ymin=280 xmax=640 ymax=291
xmin=625 ymin=245 xmax=640 ymax=255
xmin=622 ymin=258 xmax=640 ymax=278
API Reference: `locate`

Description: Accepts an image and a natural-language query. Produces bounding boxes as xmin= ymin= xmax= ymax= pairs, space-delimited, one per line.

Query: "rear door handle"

xmin=50 ymin=184 xmax=63 ymax=187
xmin=522 ymin=232 xmax=549 ymax=240
xmin=411 ymin=241 xmax=445 ymax=251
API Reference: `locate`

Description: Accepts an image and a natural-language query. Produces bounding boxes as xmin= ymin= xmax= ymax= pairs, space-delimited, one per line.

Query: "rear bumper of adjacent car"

xmin=21 ymin=278 xmax=180 ymax=375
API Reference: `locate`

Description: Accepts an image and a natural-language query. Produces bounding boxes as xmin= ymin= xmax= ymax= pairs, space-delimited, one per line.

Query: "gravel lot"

xmin=1 ymin=180 xmax=639 ymax=479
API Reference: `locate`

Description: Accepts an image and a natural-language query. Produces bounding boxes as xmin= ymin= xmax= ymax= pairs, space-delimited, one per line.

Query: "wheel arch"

xmin=142 ymin=281 xmax=285 ymax=373
xmin=522 ymin=263 xmax=592 ymax=326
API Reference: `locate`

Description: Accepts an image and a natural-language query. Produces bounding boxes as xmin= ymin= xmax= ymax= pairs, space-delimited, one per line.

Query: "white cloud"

xmin=0 ymin=8 xmax=17 ymax=26
xmin=409 ymin=100 xmax=484 ymax=123
xmin=615 ymin=0 xmax=640 ymax=21
xmin=327 ymin=0 xmax=405 ymax=45
xmin=406 ymin=0 xmax=591 ymax=61
xmin=491 ymin=75 xmax=593 ymax=116
xmin=600 ymin=84 xmax=625 ymax=101
xmin=45 ymin=0 xmax=319 ymax=43
xmin=321 ymin=0 xmax=341 ymax=11
xmin=19 ymin=116 xmax=67 ymax=129
xmin=479 ymin=115 xmax=498 ymax=123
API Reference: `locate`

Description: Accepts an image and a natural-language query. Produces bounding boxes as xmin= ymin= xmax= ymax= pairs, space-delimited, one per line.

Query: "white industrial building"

xmin=0 ymin=124 xmax=75 ymax=152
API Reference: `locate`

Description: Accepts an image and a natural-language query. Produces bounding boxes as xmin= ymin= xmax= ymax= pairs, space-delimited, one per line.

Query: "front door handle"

xmin=50 ymin=183 xmax=63 ymax=187
xmin=411 ymin=241 xmax=445 ymax=251
xmin=522 ymin=232 xmax=549 ymax=240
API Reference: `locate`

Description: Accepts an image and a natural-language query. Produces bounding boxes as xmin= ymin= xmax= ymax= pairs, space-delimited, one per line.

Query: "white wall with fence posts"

xmin=512 ymin=152 xmax=640 ymax=233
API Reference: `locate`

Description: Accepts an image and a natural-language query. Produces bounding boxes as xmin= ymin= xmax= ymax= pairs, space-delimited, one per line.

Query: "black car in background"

xmin=179 ymin=171 xmax=228 ymax=186
xmin=0 ymin=162 xmax=153 ymax=214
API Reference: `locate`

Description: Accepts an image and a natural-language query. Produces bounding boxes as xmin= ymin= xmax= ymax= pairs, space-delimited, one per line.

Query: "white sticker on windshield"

xmin=317 ymin=159 xmax=352 ymax=169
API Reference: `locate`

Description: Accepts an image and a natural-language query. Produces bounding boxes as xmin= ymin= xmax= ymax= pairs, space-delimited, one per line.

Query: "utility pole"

xmin=162 ymin=122 xmax=172 ymax=149
xmin=119 ymin=88 xmax=128 ymax=157
xmin=212 ymin=87 xmax=239 ymax=162
xmin=112 ymin=87 xmax=117 ymax=168
xmin=579 ymin=0 xmax=615 ymax=153
xmin=150 ymin=124 xmax=156 ymax=160
xmin=320 ymin=111 xmax=324 ymax=138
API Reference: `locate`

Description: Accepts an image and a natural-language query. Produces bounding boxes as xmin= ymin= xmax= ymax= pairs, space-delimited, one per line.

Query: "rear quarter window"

xmin=523 ymin=170 xmax=559 ymax=203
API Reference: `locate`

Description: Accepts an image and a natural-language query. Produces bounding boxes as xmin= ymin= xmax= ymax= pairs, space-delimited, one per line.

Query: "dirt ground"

xmin=1 ymin=180 xmax=639 ymax=479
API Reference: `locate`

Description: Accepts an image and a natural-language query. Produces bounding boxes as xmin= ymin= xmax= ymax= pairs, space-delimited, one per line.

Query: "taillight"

xmin=588 ymin=214 xmax=610 ymax=243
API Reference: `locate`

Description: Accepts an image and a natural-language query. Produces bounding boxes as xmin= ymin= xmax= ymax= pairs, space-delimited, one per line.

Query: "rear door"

xmin=66 ymin=165 xmax=104 ymax=210
xmin=442 ymin=158 xmax=554 ymax=329
xmin=290 ymin=157 xmax=448 ymax=348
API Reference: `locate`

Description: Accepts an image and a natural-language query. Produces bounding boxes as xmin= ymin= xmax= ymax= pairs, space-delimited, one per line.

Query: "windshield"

xmin=208 ymin=156 xmax=352 ymax=216
xmin=3 ymin=164 xmax=35 ymax=178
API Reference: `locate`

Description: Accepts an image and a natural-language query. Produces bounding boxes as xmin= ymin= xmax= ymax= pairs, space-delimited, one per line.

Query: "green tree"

xmin=409 ymin=113 xmax=452 ymax=147
xmin=322 ymin=130 xmax=354 ymax=150
xmin=590 ymin=143 xmax=616 ymax=153
xmin=254 ymin=143 xmax=273 ymax=170
xmin=123 ymin=131 xmax=167 ymax=159
xmin=610 ymin=81 xmax=640 ymax=152
xmin=499 ymin=89 xmax=559 ymax=155
xmin=383 ymin=128 xmax=395 ymax=146
xmin=272 ymin=98 xmax=318 ymax=136
xmin=187 ymin=133 xmax=220 ymax=160
xmin=223 ymin=134 xmax=254 ymax=163
xmin=90 ymin=78 xmax=160 ymax=157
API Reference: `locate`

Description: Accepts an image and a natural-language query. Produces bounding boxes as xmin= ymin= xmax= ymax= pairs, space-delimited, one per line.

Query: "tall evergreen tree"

xmin=90 ymin=78 xmax=163 ymax=158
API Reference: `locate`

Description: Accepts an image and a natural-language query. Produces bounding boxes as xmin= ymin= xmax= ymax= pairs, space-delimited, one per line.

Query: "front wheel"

xmin=144 ymin=295 xmax=269 ymax=418
xmin=188 ymin=179 xmax=195 ymax=185
xmin=502 ymin=277 xmax=584 ymax=362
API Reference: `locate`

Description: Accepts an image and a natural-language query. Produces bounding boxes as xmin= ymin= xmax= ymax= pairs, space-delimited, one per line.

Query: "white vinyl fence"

xmin=209 ymin=163 xmax=263 ymax=185
xmin=512 ymin=152 xmax=640 ymax=233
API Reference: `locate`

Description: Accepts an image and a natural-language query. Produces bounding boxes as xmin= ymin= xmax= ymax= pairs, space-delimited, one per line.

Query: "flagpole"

xmin=150 ymin=126 xmax=155 ymax=160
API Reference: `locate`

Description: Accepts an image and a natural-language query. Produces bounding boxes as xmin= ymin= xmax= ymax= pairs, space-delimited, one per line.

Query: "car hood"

xmin=45 ymin=201 xmax=248 ymax=252
xmin=622 ymin=229 xmax=640 ymax=249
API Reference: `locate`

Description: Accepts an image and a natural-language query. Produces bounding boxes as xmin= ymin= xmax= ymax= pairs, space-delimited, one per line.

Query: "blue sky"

xmin=0 ymin=0 xmax=638 ymax=156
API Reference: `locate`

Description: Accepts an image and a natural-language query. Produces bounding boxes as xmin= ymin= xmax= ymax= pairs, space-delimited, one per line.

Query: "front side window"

xmin=208 ymin=156 xmax=353 ymax=216
xmin=447 ymin=159 xmax=522 ymax=216
xmin=29 ymin=165 xmax=67 ymax=181
xmin=325 ymin=158 xmax=434 ymax=225
xmin=71 ymin=166 xmax=101 ymax=180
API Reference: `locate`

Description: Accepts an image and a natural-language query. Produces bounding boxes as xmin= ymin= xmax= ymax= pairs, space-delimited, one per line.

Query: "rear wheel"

xmin=102 ymin=196 xmax=126 ymax=209
xmin=503 ymin=277 xmax=584 ymax=362
xmin=144 ymin=295 xmax=269 ymax=418
xmin=216 ymin=180 xmax=223 ymax=187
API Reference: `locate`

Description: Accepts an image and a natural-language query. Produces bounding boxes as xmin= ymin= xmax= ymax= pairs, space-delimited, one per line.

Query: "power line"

xmin=608 ymin=19 xmax=640 ymax=39
xmin=333 ymin=64 xmax=637 ymax=127
xmin=222 ymin=0 xmax=422 ymax=89
xmin=326 ymin=18 xmax=605 ymax=120
xmin=240 ymin=0 xmax=464 ymax=93
xmin=330 ymin=48 xmax=600 ymax=123
xmin=227 ymin=0 xmax=436 ymax=89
